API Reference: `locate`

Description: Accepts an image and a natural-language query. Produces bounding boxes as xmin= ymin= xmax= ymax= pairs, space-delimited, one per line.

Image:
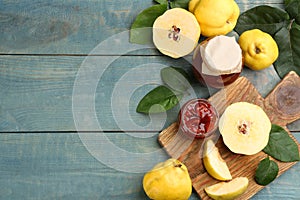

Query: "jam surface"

xmin=178 ymin=99 xmax=219 ymax=138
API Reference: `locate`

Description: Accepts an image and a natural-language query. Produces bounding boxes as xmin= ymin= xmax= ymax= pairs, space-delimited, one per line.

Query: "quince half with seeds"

xmin=219 ymin=102 xmax=271 ymax=155
xmin=153 ymin=8 xmax=201 ymax=58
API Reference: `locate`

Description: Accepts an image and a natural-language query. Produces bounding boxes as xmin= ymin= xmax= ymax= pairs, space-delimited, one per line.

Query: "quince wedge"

xmin=143 ymin=158 xmax=192 ymax=200
xmin=205 ymin=177 xmax=249 ymax=200
xmin=189 ymin=0 xmax=240 ymax=37
xmin=203 ymin=139 xmax=232 ymax=181
xmin=153 ymin=8 xmax=201 ymax=58
xmin=219 ymin=102 xmax=271 ymax=155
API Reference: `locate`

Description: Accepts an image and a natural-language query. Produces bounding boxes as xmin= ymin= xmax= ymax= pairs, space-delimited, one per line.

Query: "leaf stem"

xmin=168 ymin=0 xmax=171 ymax=9
xmin=288 ymin=19 xmax=295 ymax=31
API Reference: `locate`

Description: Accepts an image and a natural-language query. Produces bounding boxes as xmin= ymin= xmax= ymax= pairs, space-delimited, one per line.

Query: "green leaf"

xmin=285 ymin=0 xmax=300 ymax=24
xmin=154 ymin=0 xmax=190 ymax=9
xmin=154 ymin=0 xmax=167 ymax=4
xmin=160 ymin=67 xmax=191 ymax=92
xmin=274 ymin=24 xmax=300 ymax=78
xmin=296 ymin=14 xmax=300 ymax=24
xmin=136 ymin=85 xmax=183 ymax=114
xmin=263 ymin=124 xmax=300 ymax=162
xmin=170 ymin=0 xmax=190 ymax=9
xmin=293 ymin=20 xmax=300 ymax=29
xmin=255 ymin=157 xmax=279 ymax=186
xmin=285 ymin=0 xmax=300 ymax=19
xmin=235 ymin=5 xmax=290 ymax=35
xmin=130 ymin=4 xmax=167 ymax=44
xmin=285 ymin=0 xmax=294 ymax=5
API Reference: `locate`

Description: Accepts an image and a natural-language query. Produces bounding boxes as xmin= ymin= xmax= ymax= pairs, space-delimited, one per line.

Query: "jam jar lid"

xmin=200 ymin=35 xmax=242 ymax=75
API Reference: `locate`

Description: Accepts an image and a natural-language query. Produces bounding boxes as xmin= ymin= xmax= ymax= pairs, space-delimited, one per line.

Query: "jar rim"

xmin=178 ymin=98 xmax=219 ymax=139
xmin=200 ymin=35 xmax=242 ymax=74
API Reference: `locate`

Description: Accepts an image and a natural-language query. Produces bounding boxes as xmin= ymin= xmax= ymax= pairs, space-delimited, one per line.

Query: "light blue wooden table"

xmin=0 ymin=0 xmax=299 ymax=199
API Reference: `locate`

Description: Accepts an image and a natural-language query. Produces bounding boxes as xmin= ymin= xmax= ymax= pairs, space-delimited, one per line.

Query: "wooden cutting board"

xmin=158 ymin=71 xmax=300 ymax=200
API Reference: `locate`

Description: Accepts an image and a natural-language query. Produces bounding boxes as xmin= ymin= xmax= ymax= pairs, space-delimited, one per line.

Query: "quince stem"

xmin=174 ymin=163 xmax=182 ymax=168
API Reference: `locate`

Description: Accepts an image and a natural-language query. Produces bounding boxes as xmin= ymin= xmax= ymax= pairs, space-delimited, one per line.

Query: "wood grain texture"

xmin=1 ymin=0 xmax=299 ymax=199
xmin=0 ymin=55 xmax=206 ymax=131
xmin=0 ymin=132 xmax=160 ymax=200
xmin=264 ymin=72 xmax=300 ymax=126
xmin=0 ymin=0 xmax=284 ymax=54
xmin=1 ymin=56 xmax=291 ymax=132
xmin=0 ymin=132 xmax=299 ymax=200
xmin=158 ymin=72 xmax=300 ymax=199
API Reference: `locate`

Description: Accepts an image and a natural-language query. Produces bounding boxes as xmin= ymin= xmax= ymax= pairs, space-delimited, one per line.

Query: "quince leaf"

xmin=255 ymin=157 xmax=279 ymax=186
xmin=154 ymin=0 xmax=167 ymax=4
xmin=170 ymin=0 xmax=190 ymax=9
xmin=235 ymin=5 xmax=290 ymax=36
xmin=154 ymin=0 xmax=190 ymax=9
xmin=274 ymin=23 xmax=300 ymax=77
xmin=263 ymin=124 xmax=300 ymax=162
xmin=130 ymin=4 xmax=167 ymax=44
xmin=296 ymin=15 xmax=300 ymax=24
xmin=161 ymin=66 xmax=191 ymax=92
xmin=285 ymin=0 xmax=300 ymax=19
xmin=136 ymin=85 xmax=183 ymax=114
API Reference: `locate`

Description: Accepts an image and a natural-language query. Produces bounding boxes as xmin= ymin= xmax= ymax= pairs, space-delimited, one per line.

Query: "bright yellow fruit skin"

xmin=205 ymin=177 xmax=249 ymax=200
xmin=238 ymin=29 xmax=279 ymax=70
xmin=143 ymin=159 xmax=192 ymax=200
xmin=188 ymin=0 xmax=199 ymax=13
xmin=189 ymin=0 xmax=240 ymax=37
xmin=203 ymin=140 xmax=232 ymax=181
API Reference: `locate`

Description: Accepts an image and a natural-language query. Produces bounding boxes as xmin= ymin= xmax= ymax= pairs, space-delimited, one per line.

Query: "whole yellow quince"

xmin=143 ymin=158 xmax=192 ymax=200
xmin=238 ymin=29 xmax=279 ymax=70
xmin=189 ymin=0 xmax=240 ymax=37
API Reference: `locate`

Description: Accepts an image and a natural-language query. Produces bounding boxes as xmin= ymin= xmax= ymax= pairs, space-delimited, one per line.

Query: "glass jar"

xmin=178 ymin=98 xmax=219 ymax=139
xmin=192 ymin=35 xmax=243 ymax=88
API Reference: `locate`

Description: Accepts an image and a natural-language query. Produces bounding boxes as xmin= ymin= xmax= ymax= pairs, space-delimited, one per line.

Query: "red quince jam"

xmin=178 ymin=99 xmax=219 ymax=138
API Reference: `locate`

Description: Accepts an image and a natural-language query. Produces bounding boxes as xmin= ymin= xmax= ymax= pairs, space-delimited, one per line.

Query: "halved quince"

xmin=153 ymin=8 xmax=201 ymax=58
xmin=205 ymin=177 xmax=249 ymax=200
xmin=219 ymin=102 xmax=271 ymax=155
xmin=203 ymin=140 xmax=232 ymax=181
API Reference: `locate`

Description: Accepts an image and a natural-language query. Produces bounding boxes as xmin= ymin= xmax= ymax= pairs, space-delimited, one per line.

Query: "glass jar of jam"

xmin=178 ymin=98 xmax=219 ymax=139
xmin=192 ymin=35 xmax=243 ymax=88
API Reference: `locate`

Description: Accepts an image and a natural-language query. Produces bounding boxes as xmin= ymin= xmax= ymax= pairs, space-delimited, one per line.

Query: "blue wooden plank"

xmin=0 ymin=0 xmax=284 ymax=54
xmin=0 ymin=55 xmax=204 ymax=131
xmin=0 ymin=0 xmax=151 ymax=55
xmin=1 ymin=56 xmax=294 ymax=132
xmin=1 ymin=1 xmax=299 ymax=200
xmin=0 ymin=133 xmax=159 ymax=199
xmin=0 ymin=132 xmax=299 ymax=199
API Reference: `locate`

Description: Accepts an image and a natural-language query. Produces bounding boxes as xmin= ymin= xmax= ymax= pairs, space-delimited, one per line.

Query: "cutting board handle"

xmin=264 ymin=71 xmax=300 ymax=126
